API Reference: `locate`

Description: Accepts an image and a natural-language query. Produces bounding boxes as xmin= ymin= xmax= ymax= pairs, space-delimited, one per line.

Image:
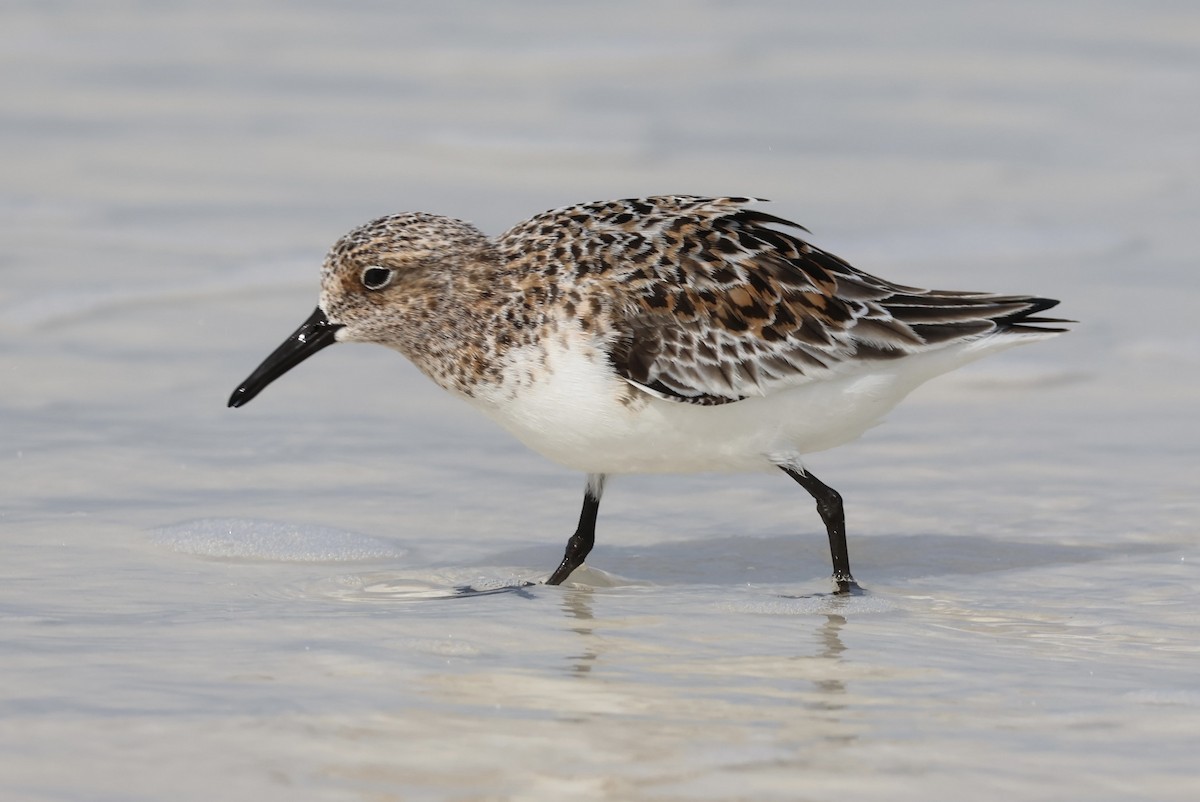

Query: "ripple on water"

xmin=309 ymin=569 xmax=541 ymax=602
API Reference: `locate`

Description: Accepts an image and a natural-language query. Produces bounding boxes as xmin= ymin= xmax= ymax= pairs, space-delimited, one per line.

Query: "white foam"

xmin=150 ymin=518 xmax=407 ymax=562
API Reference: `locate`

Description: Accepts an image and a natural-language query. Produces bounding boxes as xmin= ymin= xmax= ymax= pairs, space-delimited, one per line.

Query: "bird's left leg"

xmin=779 ymin=465 xmax=860 ymax=594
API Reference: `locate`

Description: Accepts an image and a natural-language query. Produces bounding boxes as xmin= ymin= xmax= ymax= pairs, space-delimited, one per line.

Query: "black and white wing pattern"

xmin=527 ymin=196 xmax=1065 ymax=405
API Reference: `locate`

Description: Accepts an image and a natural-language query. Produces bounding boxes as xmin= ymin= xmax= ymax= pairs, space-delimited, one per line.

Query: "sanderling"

xmin=229 ymin=196 xmax=1068 ymax=592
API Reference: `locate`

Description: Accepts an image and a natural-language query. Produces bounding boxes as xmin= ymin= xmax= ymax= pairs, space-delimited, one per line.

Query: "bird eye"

xmin=361 ymin=266 xmax=394 ymax=291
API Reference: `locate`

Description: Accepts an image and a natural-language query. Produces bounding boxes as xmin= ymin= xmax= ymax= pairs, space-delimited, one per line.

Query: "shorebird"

xmin=229 ymin=196 xmax=1068 ymax=592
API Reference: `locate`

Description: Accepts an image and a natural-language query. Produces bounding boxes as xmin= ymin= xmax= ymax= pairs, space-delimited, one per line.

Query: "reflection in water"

xmin=555 ymin=587 xmax=857 ymax=750
xmin=810 ymin=614 xmax=856 ymax=748
xmin=813 ymin=613 xmax=848 ymax=703
xmin=559 ymin=588 xmax=599 ymax=676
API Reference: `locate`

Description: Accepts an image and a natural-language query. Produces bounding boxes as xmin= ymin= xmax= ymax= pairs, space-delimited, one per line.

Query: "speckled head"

xmin=227 ymin=212 xmax=492 ymax=408
xmin=319 ymin=212 xmax=492 ymax=340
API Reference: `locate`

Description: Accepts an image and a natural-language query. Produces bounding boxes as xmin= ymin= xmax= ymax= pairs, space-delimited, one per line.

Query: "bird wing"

xmin=557 ymin=196 xmax=1064 ymax=405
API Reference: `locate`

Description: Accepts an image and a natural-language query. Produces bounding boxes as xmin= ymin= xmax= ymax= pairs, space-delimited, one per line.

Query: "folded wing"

xmin=594 ymin=198 xmax=1066 ymax=405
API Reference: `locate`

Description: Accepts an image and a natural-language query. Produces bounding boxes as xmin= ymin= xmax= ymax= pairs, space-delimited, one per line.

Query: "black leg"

xmin=780 ymin=466 xmax=859 ymax=593
xmin=546 ymin=474 xmax=606 ymax=586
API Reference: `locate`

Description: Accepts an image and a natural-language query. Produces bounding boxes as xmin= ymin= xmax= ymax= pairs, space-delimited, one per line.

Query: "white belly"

xmin=465 ymin=333 xmax=1025 ymax=475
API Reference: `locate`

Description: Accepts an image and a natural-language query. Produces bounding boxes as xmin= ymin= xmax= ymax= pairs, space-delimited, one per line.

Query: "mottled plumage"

xmin=499 ymin=196 xmax=1062 ymax=405
xmin=230 ymin=196 xmax=1069 ymax=592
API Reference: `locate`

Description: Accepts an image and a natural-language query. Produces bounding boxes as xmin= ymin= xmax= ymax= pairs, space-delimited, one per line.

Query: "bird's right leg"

xmin=546 ymin=473 xmax=606 ymax=586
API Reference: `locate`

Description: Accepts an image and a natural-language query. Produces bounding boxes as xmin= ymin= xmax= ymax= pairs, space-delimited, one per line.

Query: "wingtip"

xmin=994 ymin=298 xmax=1075 ymax=333
xmin=732 ymin=208 xmax=811 ymax=234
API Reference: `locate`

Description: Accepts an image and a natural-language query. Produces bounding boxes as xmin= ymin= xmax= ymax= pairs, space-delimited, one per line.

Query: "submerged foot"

xmin=452 ymin=581 xmax=537 ymax=599
xmin=834 ymin=576 xmax=864 ymax=596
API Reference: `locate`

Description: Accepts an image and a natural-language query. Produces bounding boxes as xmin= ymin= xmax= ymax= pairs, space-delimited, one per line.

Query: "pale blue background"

xmin=2 ymin=2 xmax=1197 ymax=799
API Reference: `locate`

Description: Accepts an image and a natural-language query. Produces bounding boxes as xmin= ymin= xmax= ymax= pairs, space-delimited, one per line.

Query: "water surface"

xmin=3 ymin=2 xmax=1198 ymax=800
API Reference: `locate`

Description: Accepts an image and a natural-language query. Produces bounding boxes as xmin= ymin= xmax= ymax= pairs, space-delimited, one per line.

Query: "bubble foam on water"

xmin=150 ymin=518 xmax=408 ymax=563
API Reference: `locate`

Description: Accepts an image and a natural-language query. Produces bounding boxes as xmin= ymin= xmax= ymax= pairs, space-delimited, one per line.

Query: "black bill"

xmin=228 ymin=307 xmax=343 ymax=408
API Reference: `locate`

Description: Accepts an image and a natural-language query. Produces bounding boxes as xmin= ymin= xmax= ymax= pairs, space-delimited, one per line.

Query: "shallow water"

xmin=3 ymin=2 xmax=1199 ymax=800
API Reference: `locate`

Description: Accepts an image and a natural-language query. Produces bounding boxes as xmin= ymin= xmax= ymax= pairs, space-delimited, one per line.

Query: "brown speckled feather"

xmin=498 ymin=196 xmax=1065 ymax=405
